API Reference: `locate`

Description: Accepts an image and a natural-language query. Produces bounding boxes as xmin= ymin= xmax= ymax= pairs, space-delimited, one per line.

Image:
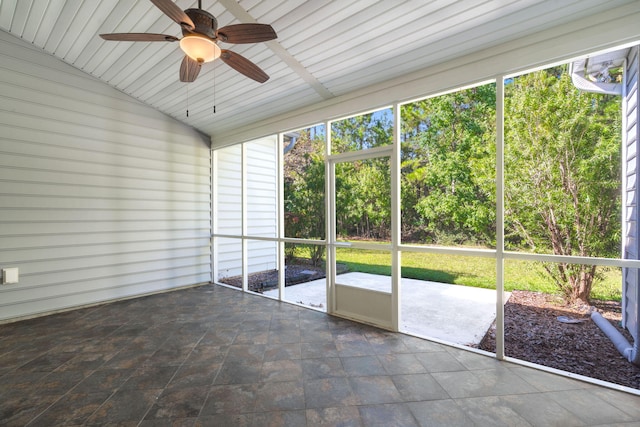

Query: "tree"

xmin=283 ymin=129 xmax=326 ymax=265
xmin=332 ymin=110 xmax=393 ymax=241
xmin=400 ymin=85 xmax=496 ymax=245
xmin=504 ymin=66 xmax=621 ymax=304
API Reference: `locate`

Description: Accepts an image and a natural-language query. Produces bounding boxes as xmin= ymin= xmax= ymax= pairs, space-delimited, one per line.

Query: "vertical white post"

xmin=495 ymin=76 xmax=506 ymax=360
xmin=326 ymin=121 xmax=336 ymax=314
xmin=241 ymin=143 xmax=249 ymax=293
xmin=391 ymin=103 xmax=402 ymax=332
xmin=278 ymin=133 xmax=286 ymax=301
xmin=211 ymin=149 xmax=217 ymax=284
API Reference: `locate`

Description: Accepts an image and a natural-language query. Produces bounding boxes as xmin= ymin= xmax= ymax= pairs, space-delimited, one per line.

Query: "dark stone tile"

xmin=414 ymin=351 xmax=466 ymax=373
xmin=201 ymin=383 xmax=258 ymax=415
xmin=401 ymin=336 xmax=446 ymax=353
xmin=253 ymin=381 xmax=305 ymax=412
xmin=145 ymin=385 xmax=209 ymax=420
xmin=200 ymin=329 xmax=238 ymax=346
xmin=341 ymin=356 xmax=387 ymax=377
xmin=234 ymin=330 xmax=270 ymax=345
xmin=0 ymin=371 xmax=50 ymax=396
xmin=304 ymin=378 xmax=358 ymax=409
xmin=214 ymin=360 xmax=262 ymax=385
xmin=101 ymin=349 xmax=154 ymax=369
xmin=185 ymin=345 xmax=228 ymax=364
xmin=349 ymin=376 xmax=403 ymax=405
xmin=112 ymin=323 xmax=153 ymax=337
xmin=261 ymin=359 xmax=303 ymax=382
xmin=55 ymin=351 xmax=117 ymax=372
xmin=391 ymin=374 xmax=450 ymax=401
xmin=377 ymin=354 xmax=426 ymax=375
xmin=0 ymin=348 xmax=50 ymax=372
xmin=168 ymin=362 xmax=221 ymax=388
xmin=0 ymin=392 xmax=59 ymax=426
xmin=61 ymin=336 xmax=130 ymax=354
xmin=122 ymin=365 xmax=179 ymax=390
xmin=306 ymin=406 xmax=363 ymax=427
xmin=365 ymin=332 xmax=410 ymax=354
xmin=335 ymin=340 xmax=374 ymax=357
xmin=407 ymin=400 xmax=473 ymax=427
xmin=28 ymin=392 xmax=111 ymax=426
xmin=138 ymin=417 xmax=194 ymax=426
xmin=251 ymin=409 xmax=306 ymax=426
xmin=144 ymin=346 xmax=194 ymax=366
xmin=17 ymin=352 xmax=76 ymax=372
xmin=226 ymin=344 xmax=266 ymax=363
xmin=302 ymin=357 xmax=346 ymax=380
xmin=85 ymin=388 xmax=162 ymax=425
xmin=264 ymin=343 xmax=301 ymax=361
xmin=195 ymin=413 xmax=252 ymax=426
xmin=72 ymin=368 xmax=134 ymax=393
xmin=301 ymin=342 xmax=338 ymax=359
xmin=359 ymin=403 xmax=419 ymax=427
xmin=300 ymin=329 xmax=335 ymax=343
xmin=268 ymin=330 xmax=301 ymax=344
xmin=36 ymin=370 xmax=88 ymax=395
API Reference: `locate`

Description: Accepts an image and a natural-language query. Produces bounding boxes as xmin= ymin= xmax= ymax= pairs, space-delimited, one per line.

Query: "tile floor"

xmin=1 ymin=283 xmax=640 ymax=426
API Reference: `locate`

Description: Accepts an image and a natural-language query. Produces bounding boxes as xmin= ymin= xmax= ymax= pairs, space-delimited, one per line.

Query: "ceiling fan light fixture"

xmin=180 ymin=33 xmax=220 ymax=63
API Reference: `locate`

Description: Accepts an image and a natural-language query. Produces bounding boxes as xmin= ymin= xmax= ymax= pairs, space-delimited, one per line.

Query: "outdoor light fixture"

xmin=179 ymin=33 xmax=221 ymax=63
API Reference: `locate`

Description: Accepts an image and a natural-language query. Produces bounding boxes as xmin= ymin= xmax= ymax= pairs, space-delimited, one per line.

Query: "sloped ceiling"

xmin=0 ymin=0 xmax=638 ymax=141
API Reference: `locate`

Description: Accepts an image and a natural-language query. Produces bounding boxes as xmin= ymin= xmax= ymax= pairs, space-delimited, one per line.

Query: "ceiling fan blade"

xmin=100 ymin=33 xmax=179 ymax=42
xmin=216 ymin=24 xmax=277 ymax=44
xmin=180 ymin=55 xmax=202 ymax=82
xmin=150 ymin=0 xmax=195 ymax=31
xmin=220 ymin=50 xmax=269 ymax=83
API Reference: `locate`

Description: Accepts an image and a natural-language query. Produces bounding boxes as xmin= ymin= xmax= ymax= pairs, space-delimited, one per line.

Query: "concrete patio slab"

xmin=264 ymin=272 xmax=507 ymax=346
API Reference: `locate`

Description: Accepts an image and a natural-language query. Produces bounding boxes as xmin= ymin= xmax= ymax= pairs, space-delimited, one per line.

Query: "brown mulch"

xmin=219 ymin=264 xmax=328 ymax=292
xmin=478 ymin=290 xmax=640 ymax=390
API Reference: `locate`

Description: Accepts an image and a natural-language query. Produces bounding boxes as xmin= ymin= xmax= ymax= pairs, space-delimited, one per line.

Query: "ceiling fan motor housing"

xmin=183 ymin=9 xmax=217 ymax=38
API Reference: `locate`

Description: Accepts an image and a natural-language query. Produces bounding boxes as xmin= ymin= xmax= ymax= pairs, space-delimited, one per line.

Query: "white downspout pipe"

xmin=591 ymin=311 xmax=640 ymax=364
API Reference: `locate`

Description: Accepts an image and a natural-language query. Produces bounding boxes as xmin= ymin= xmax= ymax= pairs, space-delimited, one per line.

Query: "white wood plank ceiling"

xmin=0 ymin=0 xmax=637 ymax=140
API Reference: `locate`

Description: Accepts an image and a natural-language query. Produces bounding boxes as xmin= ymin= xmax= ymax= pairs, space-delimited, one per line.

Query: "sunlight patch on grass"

xmin=330 ymin=247 xmax=622 ymax=301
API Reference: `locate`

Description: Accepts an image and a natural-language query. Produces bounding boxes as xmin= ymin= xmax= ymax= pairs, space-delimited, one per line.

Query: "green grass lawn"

xmin=331 ymin=247 xmax=622 ymax=301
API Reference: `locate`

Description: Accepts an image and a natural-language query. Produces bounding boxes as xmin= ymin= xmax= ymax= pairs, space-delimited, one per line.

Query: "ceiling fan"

xmin=100 ymin=0 xmax=277 ymax=83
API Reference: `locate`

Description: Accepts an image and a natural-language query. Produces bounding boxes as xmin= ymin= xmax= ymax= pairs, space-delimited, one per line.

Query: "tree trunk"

xmin=567 ymin=264 xmax=595 ymax=305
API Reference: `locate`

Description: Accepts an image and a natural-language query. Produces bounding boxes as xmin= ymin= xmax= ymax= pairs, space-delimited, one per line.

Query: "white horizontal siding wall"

xmin=213 ymin=144 xmax=242 ymax=280
xmin=213 ymin=136 xmax=278 ymax=280
xmin=246 ymin=137 xmax=278 ymax=274
xmin=0 ymin=31 xmax=212 ymax=322
xmin=624 ymin=45 xmax=640 ymax=339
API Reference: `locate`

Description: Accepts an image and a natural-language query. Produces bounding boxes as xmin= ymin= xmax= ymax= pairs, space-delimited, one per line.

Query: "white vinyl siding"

xmin=246 ymin=137 xmax=278 ymax=274
xmin=213 ymin=136 xmax=278 ymax=280
xmin=213 ymin=144 xmax=242 ymax=280
xmin=624 ymin=45 xmax=640 ymax=340
xmin=0 ymin=31 xmax=211 ymax=322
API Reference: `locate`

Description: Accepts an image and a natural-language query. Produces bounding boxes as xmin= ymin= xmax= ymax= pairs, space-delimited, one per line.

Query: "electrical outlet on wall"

xmin=2 ymin=268 xmax=19 ymax=284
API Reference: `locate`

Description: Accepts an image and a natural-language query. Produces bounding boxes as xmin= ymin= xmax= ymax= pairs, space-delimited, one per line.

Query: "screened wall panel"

xmin=0 ymin=32 xmax=211 ymax=322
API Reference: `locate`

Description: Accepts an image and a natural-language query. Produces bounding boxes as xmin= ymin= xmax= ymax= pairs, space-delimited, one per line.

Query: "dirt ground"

xmin=478 ymin=290 xmax=640 ymax=390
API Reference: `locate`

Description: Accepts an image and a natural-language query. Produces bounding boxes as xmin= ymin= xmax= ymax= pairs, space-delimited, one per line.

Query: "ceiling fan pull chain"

xmin=186 ymin=84 xmax=190 ymax=117
xmin=213 ymin=58 xmax=216 ymax=114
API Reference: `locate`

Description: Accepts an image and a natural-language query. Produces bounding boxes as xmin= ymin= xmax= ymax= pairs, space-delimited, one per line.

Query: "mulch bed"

xmin=218 ymin=264 xmax=327 ymax=292
xmin=478 ymin=290 xmax=640 ymax=390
